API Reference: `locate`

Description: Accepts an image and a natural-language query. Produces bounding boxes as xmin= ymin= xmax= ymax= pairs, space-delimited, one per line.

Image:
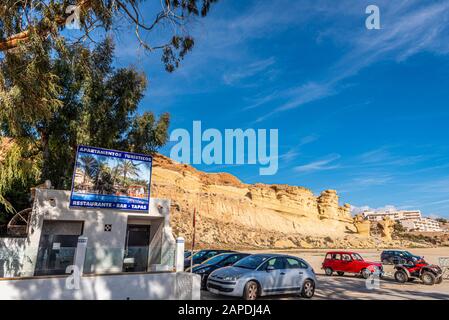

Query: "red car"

xmin=322 ymin=251 xmax=383 ymax=279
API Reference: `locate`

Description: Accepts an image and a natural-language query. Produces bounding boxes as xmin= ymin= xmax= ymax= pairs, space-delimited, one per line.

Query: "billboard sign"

xmin=70 ymin=146 xmax=152 ymax=212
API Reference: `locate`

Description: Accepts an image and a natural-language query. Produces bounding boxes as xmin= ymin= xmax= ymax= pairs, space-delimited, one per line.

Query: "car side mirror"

xmin=266 ymin=266 xmax=275 ymax=272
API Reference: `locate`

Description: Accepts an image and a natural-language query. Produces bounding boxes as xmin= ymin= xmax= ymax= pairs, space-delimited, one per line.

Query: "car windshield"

xmin=234 ymin=255 xmax=270 ymax=270
xmin=403 ymin=251 xmax=413 ymax=257
xmin=192 ymin=251 xmax=208 ymax=259
xmin=351 ymin=253 xmax=364 ymax=261
xmin=202 ymin=254 xmax=229 ymax=266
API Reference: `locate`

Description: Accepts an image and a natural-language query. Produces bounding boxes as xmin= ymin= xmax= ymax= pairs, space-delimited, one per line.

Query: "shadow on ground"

xmin=201 ymin=275 xmax=449 ymax=300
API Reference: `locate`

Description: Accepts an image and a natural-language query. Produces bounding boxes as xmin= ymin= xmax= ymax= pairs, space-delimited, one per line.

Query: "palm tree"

xmin=76 ymin=155 xmax=99 ymax=189
xmin=116 ymin=160 xmax=140 ymax=186
xmin=94 ymin=162 xmax=114 ymax=194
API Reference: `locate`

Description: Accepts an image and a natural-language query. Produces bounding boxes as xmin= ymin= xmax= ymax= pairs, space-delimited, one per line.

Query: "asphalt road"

xmin=201 ymin=248 xmax=449 ymax=300
xmin=201 ymin=273 xmax=449 ymax=300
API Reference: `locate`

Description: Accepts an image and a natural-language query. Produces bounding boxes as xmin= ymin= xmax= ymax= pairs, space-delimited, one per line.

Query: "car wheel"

xmin=421 ymin=271 xmax=436 ymax=285
xmin=394 ymin=270 xmax=408 ymax=283
xmin=361 ymin=268 xmax=371 ymax=279
xmin=300 ymin=280 xmax=315 ymax=299
xmin=324 ymin=267 xmax=333 ymax=276
xmin=337 ymin=271 xmax=344 ymax=276
xmin=435 ymin=276 xmax=443 ymax=284
xmin=243 ymin=281 xmax=259 ymax=300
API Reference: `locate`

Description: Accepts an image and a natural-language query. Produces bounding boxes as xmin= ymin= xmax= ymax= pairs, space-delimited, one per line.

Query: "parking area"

xmin=202 ymin=274 xmax=449 ymax=300
xmin=201 ymin=248 xmax=449 ymax=300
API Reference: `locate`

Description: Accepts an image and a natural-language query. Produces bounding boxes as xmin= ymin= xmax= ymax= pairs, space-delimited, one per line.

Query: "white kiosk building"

xmin=0 ymin=188 xmax=198 ymax=300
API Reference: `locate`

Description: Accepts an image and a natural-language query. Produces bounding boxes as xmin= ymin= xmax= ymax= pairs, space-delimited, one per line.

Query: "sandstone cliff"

xmin=150 ymin=154 xmax=378 ymax=249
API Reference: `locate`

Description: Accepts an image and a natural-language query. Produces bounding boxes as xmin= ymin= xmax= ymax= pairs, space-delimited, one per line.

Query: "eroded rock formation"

xmin=378 ymin=217 xmax=395 ymax=242
xmin=151 ymin=154 xmax=358 ymax=249
xmin=353 ymin=214 xmax=371 ymax=237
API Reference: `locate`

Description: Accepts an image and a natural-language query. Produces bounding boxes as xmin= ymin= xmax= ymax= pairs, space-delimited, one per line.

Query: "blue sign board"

xmin=70 ymin=146 xmax=152 ymax=212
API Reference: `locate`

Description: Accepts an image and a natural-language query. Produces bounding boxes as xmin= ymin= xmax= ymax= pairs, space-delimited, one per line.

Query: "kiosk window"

xmin=35 ymin=220 xmax=83 ymax=276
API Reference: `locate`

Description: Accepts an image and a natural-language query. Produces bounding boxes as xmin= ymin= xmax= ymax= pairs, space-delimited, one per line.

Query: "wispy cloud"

xmin=350 ymin=175 xmax=393 ymax=187
xmin=223 ymin=57 xmax=276 ymax=85
xmin=351 ymin=204 xmax=399 ymax=215
xmin=280 ymin=149 xmax=301 ymax=163
xmin=254 ymin=0 xmax=449 ymax=121
xmin=405 ymin=175 xmax=449 ymax=195
xmin=278 ymin=134 xmax=320 ymax=164
xmin=244 ymin=91 xmax=280 ymax=110
xmin=256 ymin=82 xmax=336 ymax=122
xmin=304 ymin=145 xmax=437 ymax=194
xmin=294 ymin=153 xmax=341 ymax=173
xmin=425 ymin=199 xmax=449 ymax=206
xmin=357 ymin=147 xmax=429 ymax=167
xmin=299 ymin=134 xmax=319 ymax=146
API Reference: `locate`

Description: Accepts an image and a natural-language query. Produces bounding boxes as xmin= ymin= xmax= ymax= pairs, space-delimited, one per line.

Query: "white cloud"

xmin=255 ymin=82 xmax=335 ymax=122
xmin=351 ymin=204 xmax=399 ymax=215
xmin=351 ymin=176 xmax=393 ymax=187
xmin=427 ymin=213 xmax=447 ymax=220
xmin=350 ymin=205 xmax=372 ymax=215
xmin=294 ymin=154 xmax=341 ymax=173
xmin=299 ymin=134 xmax=319 ymax=146
xmin=276 ymin=82 xmax=335 ymax=112
xmin=279 ymin=149 xmax=300 ymax=163
xmin=255 ymin=0 xmax=449 ymax=121
xmin=278 ymin=135 xmax=319 ymax=164
xmin=223 ymin=57 xmax=276 ymax=85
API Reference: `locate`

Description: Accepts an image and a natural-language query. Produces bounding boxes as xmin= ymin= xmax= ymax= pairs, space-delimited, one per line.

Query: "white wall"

xmin=2 ymin=189 xmax=175 ymax=277
xmin=0 ymin=272 xmax=201 ymax=300
xmin=0 ymin=237 xmax=27 ymax=277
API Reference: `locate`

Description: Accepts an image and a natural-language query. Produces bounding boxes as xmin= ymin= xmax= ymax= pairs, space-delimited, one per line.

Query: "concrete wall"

xmin=0 ymin=272 xmax=201 ymax=300
xmin=1 ymin=189 xmax=175 ymax=277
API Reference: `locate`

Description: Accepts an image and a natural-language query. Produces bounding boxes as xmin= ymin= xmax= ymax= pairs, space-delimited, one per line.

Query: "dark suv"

xmin=187 ymin=252 xmax=250 ymax=289
xmin=184 ymin=249 xmax=234 ymax=270
xmin=381 ymin=250 xmax=422 ymax=265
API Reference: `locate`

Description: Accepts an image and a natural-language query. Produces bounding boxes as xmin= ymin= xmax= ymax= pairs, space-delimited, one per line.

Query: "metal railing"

xmin=1 ymin=243 xmax=176 ymax=279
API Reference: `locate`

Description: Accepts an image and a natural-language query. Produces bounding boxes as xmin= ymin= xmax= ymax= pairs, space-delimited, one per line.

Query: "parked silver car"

xmin=206 ymin=253 xmax=317 ymax=300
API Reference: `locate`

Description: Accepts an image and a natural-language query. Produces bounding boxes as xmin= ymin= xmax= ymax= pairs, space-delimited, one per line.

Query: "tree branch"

xmin=0 ymin=0 xmax=91 ymax=51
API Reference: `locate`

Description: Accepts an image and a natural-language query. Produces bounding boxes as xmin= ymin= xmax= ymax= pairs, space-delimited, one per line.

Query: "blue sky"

xmin=111 ymin=0 xmax=449 ymax=218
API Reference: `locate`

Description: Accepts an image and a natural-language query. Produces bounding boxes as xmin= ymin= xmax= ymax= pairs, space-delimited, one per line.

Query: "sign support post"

xmin=190 ymin=207 xmax=196 ymax=272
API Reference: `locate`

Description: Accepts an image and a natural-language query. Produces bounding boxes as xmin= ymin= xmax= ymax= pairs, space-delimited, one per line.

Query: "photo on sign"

xmin=70 ymin=146 xmax=152 ymax=211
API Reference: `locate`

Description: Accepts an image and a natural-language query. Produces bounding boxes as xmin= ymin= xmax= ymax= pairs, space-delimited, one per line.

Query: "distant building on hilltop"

xmin=401 ymin=217 xmax=443 ymax=232
xmin=441 ymin=222 xmax=449 ymax=232
xmin=362 ymin=209 xmax=443 ymax=232
xmin=362 ymin=209 xmax=422 ymax=222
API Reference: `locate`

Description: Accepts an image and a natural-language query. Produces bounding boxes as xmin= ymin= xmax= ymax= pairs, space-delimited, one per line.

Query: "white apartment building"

xmin=362 ymin=209 xmax=422 ymax=222
xmin=362 ymin=209 xmax=443 ymax=232
xmin=400 ymin=217 xmax=443 ymax=232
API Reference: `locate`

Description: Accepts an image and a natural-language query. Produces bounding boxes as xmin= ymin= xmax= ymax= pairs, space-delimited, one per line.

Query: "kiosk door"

xmin=123 ymin=225 xmax=151 ymax=272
